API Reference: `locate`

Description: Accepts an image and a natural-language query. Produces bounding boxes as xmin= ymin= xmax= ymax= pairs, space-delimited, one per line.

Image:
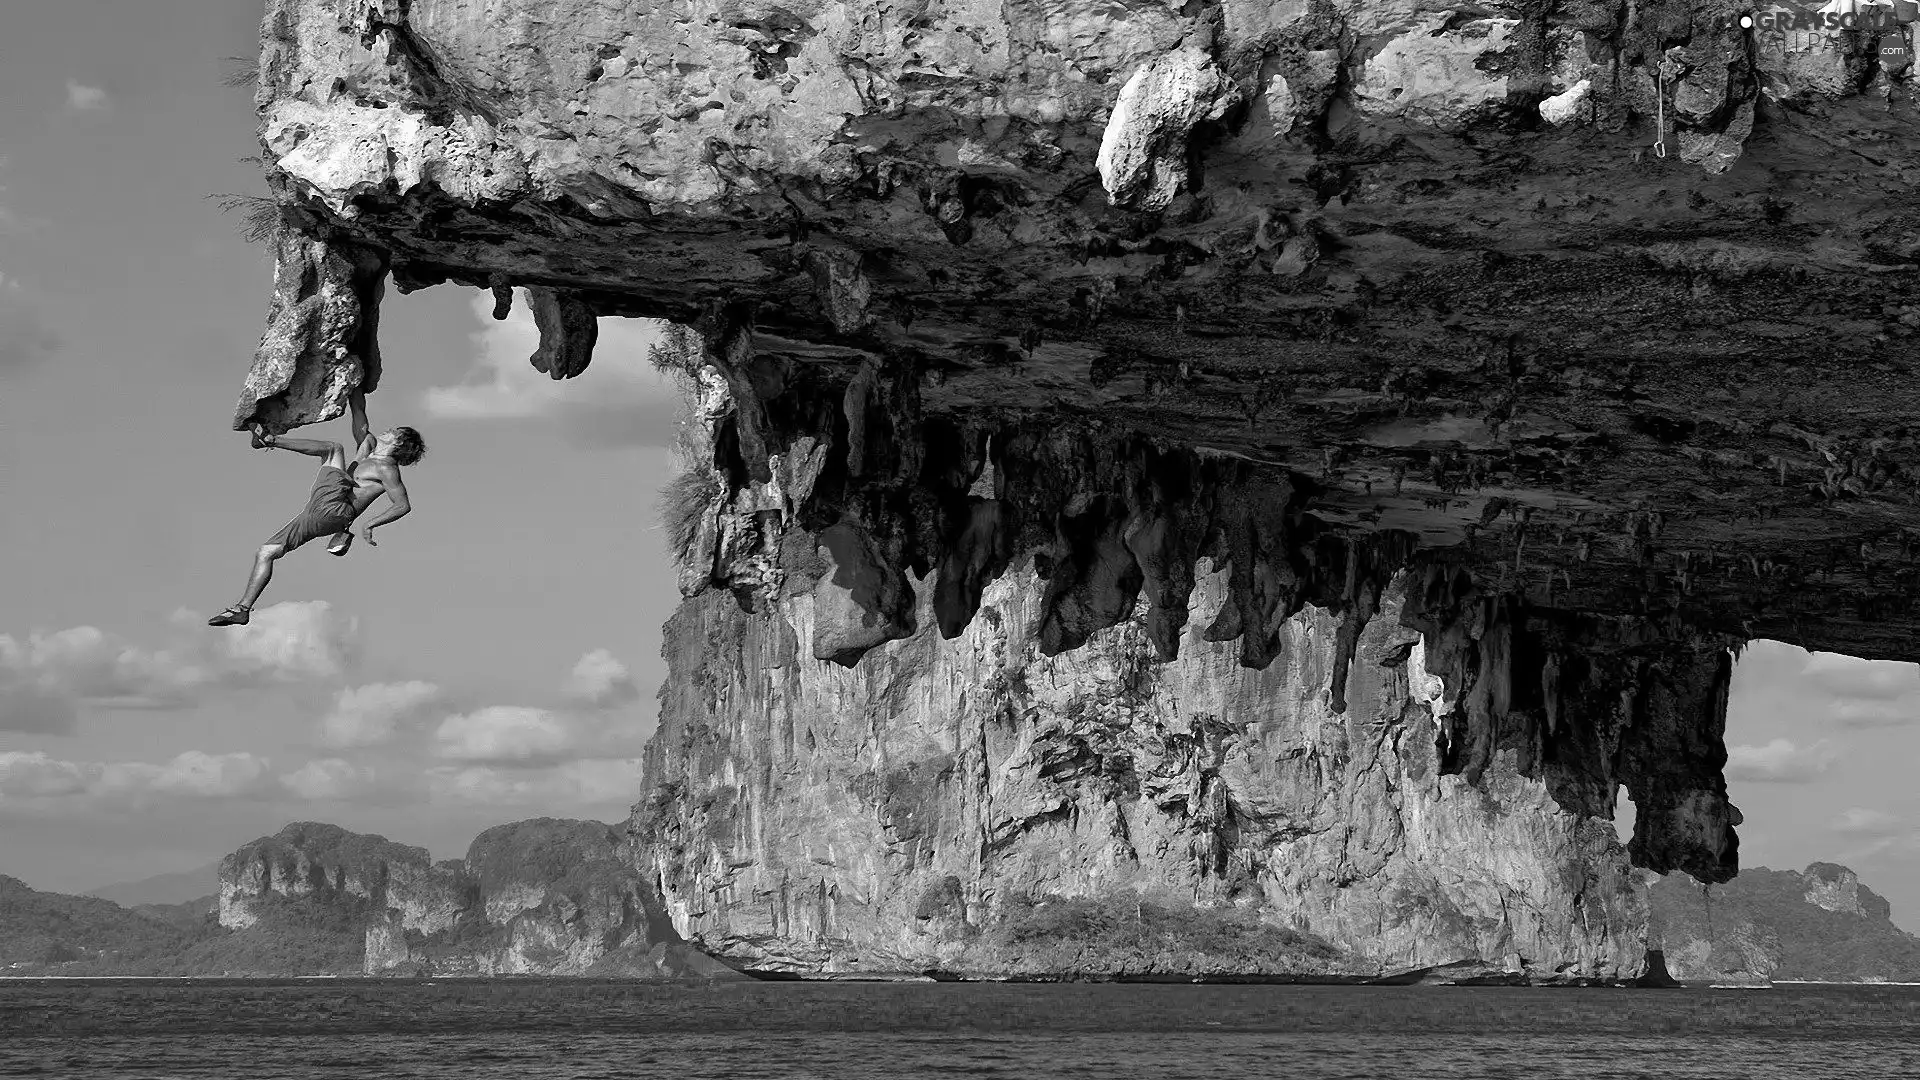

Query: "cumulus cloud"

xmin=264 ymin=649 xmax=651 ymax=817
xmin=317 ymin=680 xmax=442 ymax=749
xmin=430 ymin=647 xmax=649 ymax=763
xmin=426 ymin=759 xmax=642 ymax=806
xmin=1832 ymin=807 xmax=1904 ymax=837
xmin=65 ymin=81 xmax=110 ymax=112
xmin=1725 ymin=738 xmax=1838 ymax=783
xmin=0 ymin=752 xmax=91 ymax=798
xmin=1790 ymin=652 xmax=1920 ymax=728
xmin=0 ymin=750 xmax=275 ymax=806
xmin=0 ymin=602 xmax=359 ymax=730
xmin=1803 ymin=652 xmax=1920 ymax=701
xmin=562 ymin=649 xmax=639 ymax=709
xmin=279 ymin=757 xmax=379 ymax=802
xmin=421 ymin=292 xmax=684 ymax=446
xmin=433 ymin=706 xmax=577 ymax=765
xmin=199 ymin=602 xmax=360 ymax=681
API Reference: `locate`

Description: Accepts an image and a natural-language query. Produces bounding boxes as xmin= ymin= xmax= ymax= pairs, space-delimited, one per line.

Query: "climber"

xmin=207 ymin=391 xmax=425 ymax=627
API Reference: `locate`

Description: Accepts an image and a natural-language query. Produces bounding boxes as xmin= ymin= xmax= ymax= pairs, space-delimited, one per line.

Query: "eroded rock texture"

xmin=239 ymin=0 xmax=1920 ymax=976
xmin=639 ymin=558 xmax=1680 ymax=978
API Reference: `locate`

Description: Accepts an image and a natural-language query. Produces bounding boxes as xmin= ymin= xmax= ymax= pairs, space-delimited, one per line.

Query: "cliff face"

xmin=236 ymin=0 xmax=1920 ymax=978
xmin=220 ymin=819 xmax=729 ymax=977
xmin=638 ymin=560 xmax=1672 ymax=978
xmin=1651 ymin=863 xmax=1920 ymax=983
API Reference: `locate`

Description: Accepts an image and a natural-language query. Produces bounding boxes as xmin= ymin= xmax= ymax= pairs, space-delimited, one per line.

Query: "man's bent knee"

xmin=256 ymin=543 xmax=286 ymax=561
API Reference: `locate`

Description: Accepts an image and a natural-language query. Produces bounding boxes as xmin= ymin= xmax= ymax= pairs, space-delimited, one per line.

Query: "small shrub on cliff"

xmin=648 ymin=320 xmax=723 ymax=570
xmin=659 ymin=468 xmax=718 ymax=569
xmin=208 ymin=192 xmax=284 ymax=246
xmin=647 ymin=322 xmax=703 ymax=379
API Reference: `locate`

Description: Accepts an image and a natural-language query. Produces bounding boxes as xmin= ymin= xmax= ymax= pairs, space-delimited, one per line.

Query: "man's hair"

xmin=390 ymin=427 xmax=426 ymax=467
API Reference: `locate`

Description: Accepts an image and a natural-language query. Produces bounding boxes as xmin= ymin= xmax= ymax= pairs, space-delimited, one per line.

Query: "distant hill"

xmin=4 ymin=820 xmax=736 ymax=979
xmin=0 ymin=875 xmax=204 ymax=969
xmin=1652 ymin=862 xmax=1920 ymax=983
xmin=220 ymin=818 xmax=732 ymax=978
xmin=86 ymin=862 xmax=222 ymax=907
xmin=130 ymin=896 xmax=219 ymax=933
xmin=1 ymin=872 xmax=366 ymax=977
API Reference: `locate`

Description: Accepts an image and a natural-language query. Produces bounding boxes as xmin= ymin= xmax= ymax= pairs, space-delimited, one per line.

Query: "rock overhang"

xmin=237 ymin=0 xmax=1920 ymax=666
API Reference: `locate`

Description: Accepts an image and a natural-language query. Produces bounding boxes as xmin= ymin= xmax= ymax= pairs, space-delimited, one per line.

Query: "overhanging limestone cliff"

xmin=237 ymin=0 xmax=1920 ymax=658
xmin=235 ymin=0 xmax=1920 ymax=976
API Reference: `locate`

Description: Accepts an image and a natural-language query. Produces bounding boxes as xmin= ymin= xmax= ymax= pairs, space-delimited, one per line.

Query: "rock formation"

xmin=639 ymin=559 xmax=1671 ymax=978
xmin=1651 ymin=862 xmax=1920 ymax=982
xmin=220 ymin=820 xmax=732 ymax=977
xmin=232 ymin=0 xmax=1920 ymax=977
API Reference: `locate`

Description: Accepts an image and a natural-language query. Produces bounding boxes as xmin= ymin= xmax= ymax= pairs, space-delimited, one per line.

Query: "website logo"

xmin=1724 ymin=0 xmax=1920 ymax=32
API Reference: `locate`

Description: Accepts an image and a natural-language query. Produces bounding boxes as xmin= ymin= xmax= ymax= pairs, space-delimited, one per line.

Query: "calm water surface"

xmin=3 ymin=978 xmax=1918 ymax=1079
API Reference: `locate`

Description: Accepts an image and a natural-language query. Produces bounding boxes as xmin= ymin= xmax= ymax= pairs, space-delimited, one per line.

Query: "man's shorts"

xmin=267 ymin=466 xmax=358 ymax=551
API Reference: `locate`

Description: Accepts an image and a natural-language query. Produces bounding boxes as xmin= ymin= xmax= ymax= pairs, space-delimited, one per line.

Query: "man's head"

xmin=378 ymin=426 xmax=427 ymax=466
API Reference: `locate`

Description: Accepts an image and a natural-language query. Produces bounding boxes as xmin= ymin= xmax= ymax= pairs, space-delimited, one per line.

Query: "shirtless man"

xmin=208 ymin=392 xmax=424 ymax=627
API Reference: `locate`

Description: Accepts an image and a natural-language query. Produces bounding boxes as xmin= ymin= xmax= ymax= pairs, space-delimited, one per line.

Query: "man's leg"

xmin=213 ymin=435 xmax=350 ymax=626
xmin=210 ymin=542 xmax=286 ymax=626
xmin=237 ymin=542 xmax=285 ymax=608
xmin=265 ymin=436 xmax=348 ymax=470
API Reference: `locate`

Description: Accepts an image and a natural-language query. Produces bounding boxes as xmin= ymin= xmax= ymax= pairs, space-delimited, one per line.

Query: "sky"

xmin=0 ymin=0 xmax=685 ymax=890
xmin=3 ymin=3 xmax=1920 ymax=931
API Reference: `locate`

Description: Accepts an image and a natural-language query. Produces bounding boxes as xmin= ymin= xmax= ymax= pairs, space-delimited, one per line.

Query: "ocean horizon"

xmin=5 ymin=978 xmax=1918 ymax=1079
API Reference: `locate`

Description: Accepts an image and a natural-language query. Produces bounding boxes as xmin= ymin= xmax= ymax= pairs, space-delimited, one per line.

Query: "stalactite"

xmin=524 ymin=286 xmax=599 ymax=379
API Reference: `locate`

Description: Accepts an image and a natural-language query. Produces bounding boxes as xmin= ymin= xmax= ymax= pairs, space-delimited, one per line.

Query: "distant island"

xmin=1652 ymin=862 xmax=1920 ymax=984
xmin=3 ymin=819 xmax=734 ymax=979
xmin=7 ymin=822 xmax=1918 ymax=983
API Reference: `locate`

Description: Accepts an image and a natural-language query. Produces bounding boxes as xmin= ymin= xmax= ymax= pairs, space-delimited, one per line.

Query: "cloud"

xmin=0 ymin=750 xmax=275 ymax=806
xmin=426 ymin=759 xmax=641 ymax=806
xmin=433 ymin=706 xmax=577 ymax=765
xmin=1725 ymin=738 xmax=1838 ymax=783
xmin=0 ymin=601 xmax=360 ymax=729
xmin=196 ymin=602 xmax=361 ymax=682
xmin=432 ymin=649 xmax=649 ymax=765
xmin=421 ymin=292 xmax=685 ymax=447
xmin=1829 ymin=698 xmax=1919 ymax=728
xmin=0 ymin=752 xmax=91 ymax=798
xmin=432 ymin=647 xmax=649 ymax=762
xmin=317 ymin=680 xmax=442 ymax=749
xmin=562 ymin=649 xmax=639 ymax=709
xmin=1832 ymin=807 xmax=1904 ymax=837
xmin=65 ymin=81 xmax=110 ymax=112
xmin=279 ymin=757 xmax=378 ymax=801
xmin=1803 ymin=652 xmax=1920 ymax=702
xmin=1787 ymin=652 xmax=1920 ymax=728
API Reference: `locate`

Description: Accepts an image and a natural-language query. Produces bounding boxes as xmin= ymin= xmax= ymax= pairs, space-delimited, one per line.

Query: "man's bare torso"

xmin=342 ymin=446 xmax=401 ymax=519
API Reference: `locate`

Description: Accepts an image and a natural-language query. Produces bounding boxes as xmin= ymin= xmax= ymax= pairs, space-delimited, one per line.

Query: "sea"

xmin=3 ymin=978 xmax=1918 ymax=1079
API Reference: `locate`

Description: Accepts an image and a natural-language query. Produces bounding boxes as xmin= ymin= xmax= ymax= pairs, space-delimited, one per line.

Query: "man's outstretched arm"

xmin=357 ymin=465 xmax=412 ymax=543
xmin=348 ymin=390 xmax=375 ymax=457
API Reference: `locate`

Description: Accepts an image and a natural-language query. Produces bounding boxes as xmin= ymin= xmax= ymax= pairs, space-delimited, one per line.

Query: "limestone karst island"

xmin=16 ymin=0 xmax=1920 ymax=985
